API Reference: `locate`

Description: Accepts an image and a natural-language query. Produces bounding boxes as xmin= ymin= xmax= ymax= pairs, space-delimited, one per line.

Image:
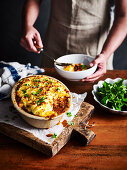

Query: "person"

xmin=20 ymin=0 xmax=127 ymax=82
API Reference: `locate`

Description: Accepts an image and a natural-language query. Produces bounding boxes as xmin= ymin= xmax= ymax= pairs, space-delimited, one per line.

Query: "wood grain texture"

xmin=0 ymin=69 xmax=127 ymax=170
xmin=0 ymin=102 xmax=95 ymax=157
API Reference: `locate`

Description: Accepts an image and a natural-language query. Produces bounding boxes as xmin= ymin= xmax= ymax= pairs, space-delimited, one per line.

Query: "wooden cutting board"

xmin=0 ymin=102 xmax=95 ymax=157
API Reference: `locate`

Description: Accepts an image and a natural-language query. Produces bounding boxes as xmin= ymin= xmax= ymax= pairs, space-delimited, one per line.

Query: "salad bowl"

xmin=92 ymin=78 xmax=127 ymax=115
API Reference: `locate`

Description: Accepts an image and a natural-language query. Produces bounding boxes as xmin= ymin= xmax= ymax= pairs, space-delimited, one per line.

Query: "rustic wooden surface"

xmin=0 ymin=102 xmax=95 ymax=157
xmin=0 ymin=69 xmax=127 ymax=169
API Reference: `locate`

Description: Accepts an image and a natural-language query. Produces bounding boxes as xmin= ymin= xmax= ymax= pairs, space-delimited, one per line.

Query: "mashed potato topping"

xmin=63 ymin=63 xmax=89 ymax=72
xmin=15 ymin=75 xmax=71 ymax=119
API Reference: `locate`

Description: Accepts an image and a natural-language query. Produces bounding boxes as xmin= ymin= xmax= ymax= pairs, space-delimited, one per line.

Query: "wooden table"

xmin=0 ymin=69 xmax=127 ymax=170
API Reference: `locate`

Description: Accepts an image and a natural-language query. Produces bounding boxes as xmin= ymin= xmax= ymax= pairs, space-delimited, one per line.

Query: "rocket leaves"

xmin=97 ymin=79 xmax=127 ymax=111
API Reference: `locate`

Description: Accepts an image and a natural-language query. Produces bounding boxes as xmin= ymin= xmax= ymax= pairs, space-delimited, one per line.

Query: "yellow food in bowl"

xmin=63 ymin=63 xmax=90 ymax=72
xmin=15 ymin=75 xmax=71 ymax=119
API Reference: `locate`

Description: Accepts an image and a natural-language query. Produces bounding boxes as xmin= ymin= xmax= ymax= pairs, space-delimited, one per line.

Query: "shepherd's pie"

xmin=15 ymin=75 xmax=71 ymax=119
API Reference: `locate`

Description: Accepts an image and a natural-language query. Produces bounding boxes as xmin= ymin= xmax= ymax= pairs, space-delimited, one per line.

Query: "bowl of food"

xmin=92 ymin=78 xmax=127 ymax=115
xmin=11 ymin=75 xmax=72 ymax=128
xmin=54 ymin=54 xmax=97 ymax=81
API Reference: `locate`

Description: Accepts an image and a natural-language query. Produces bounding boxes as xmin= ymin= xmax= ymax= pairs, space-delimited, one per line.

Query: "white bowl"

xmin=54 ymin=54 xmax=97 ymax=81
xmin=92 ymin=78 xmax=127 ymax=115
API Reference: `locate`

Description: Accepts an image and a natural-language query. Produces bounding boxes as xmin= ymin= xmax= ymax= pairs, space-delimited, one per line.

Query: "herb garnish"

xmin=81 ymin=64 xmax=87 ymax=69
xmin=53 ymin=133 xmax=57 ymax=138
xmin=24 ymin=84 xmax=30 ymax=86
xmin=24 ymin=94 xmax=28 ymax=97
xmin=37 ymin=96 xmax=45 ymax=105
xmin=97 ymin=79 xmax=127 ymax=111
xmin=39 ymin=88 xmax=42 ymax=92
xmin=57 ymin=87 xmax=60 ymax=91
xmin=66 ymin=112 xmax=72 ymax=117
xmin=67 ymin=121 xmax=74 ymax=126
xmin=33 ymin=92 xmax=39 ymax=95
xmin=49 ymin=80 xmax=53 ymax=83
xmin=22 ymin=90 xmax=26 ymax=93
xmin=34 ymin=79 xmax=41 ymax=82
xmin=43 ymin=78 xmax=47 ymax=81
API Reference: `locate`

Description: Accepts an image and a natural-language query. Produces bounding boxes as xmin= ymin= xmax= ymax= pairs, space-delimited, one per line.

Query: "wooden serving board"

xmin=0 ymin=102 xmax=95 ymax=157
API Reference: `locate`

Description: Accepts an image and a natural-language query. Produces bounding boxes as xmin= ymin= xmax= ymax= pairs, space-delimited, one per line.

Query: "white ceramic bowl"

xmin=54 ymin=54 xmax=97 ymax=81
xmin=92 ymin=78 xmax=127 ymax=115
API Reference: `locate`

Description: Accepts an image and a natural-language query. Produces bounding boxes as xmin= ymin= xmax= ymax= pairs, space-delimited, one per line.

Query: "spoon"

xmin=34 ymin=44 xmax=72 ymax=66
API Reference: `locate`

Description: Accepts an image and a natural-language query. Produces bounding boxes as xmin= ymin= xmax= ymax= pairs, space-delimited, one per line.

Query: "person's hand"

xmin=20 ymin=26 xmax=43 ymax=53
xmin=82 ymin=54 xmax=107 ymax=82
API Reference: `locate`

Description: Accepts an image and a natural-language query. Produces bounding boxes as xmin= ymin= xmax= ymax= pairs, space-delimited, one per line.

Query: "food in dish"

xmin=97 ymin=79 xmax=127 ymax=111
xmin=15 ymin=75 xmax=71 ymax=119
xmin=63 ymin=63 xmax=90 ymax=72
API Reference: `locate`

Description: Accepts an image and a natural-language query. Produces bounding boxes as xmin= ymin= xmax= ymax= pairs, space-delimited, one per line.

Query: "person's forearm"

xmin=101 ymin=16 xmax=127 ymax=60
xmin=22 ymin=0 xmax=42 ymax=29
xmin=84 ymin=0 xmax=127 ymax=81
xmin=20 ymin=0 xmax=43 ymax=53
xmin=101 ymin=0 xmax=127 ymax=60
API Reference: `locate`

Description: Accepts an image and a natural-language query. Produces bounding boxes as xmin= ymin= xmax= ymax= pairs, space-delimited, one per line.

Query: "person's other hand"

xmin=20 ymin=26 xmax=43 ymax=53
xmin=82 ymin=54 xmax=107 ymax=82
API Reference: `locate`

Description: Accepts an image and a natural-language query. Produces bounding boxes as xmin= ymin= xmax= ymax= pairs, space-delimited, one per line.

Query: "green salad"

xmin=97 ymin=79 xmax=127 ymax=111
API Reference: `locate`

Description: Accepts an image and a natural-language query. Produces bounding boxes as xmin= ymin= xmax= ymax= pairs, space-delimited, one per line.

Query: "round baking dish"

xmin=11 ymin=75 xmax=72 ymax=128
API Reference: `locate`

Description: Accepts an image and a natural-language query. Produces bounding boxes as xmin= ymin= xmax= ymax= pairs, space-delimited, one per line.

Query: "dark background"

xmin=1 ymin=0 xmax=127 ymax=69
